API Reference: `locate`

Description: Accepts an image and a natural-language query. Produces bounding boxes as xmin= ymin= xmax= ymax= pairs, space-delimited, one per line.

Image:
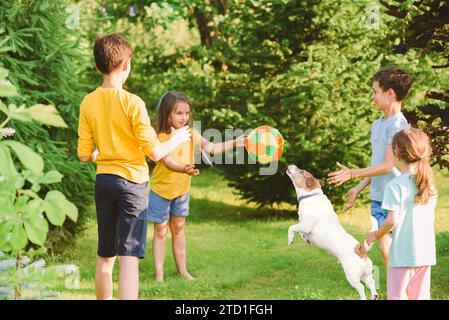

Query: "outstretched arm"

xmin=328 ymin=145 xmax=394 ymax=186
xmin=355 ymin=210 xmax=398 ymax=258
xmin=202 ymin=135 xmax=246 ymax=155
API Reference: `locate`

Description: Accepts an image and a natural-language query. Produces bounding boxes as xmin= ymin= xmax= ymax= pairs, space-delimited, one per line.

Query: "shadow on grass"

xmin=189 ymin=196 xmax=297 ymax=223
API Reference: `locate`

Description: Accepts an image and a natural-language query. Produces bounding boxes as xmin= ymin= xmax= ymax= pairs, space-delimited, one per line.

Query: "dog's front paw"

xmin=288 ymin=233 xmax=295 ymax=246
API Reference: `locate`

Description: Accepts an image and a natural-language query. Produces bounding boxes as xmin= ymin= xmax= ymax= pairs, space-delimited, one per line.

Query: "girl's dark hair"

xmin=392 ymin=127 xmax=436 ymax=204
xmin=155 ymin=91 xmax=191 ymax=134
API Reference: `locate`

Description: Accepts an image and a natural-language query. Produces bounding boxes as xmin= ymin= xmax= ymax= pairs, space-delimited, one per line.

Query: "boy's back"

xmin=78 ymin=87 xmax=157 ymax=183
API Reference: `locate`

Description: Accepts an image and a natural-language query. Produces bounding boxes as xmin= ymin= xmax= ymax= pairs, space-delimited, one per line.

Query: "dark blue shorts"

xmin=370 ymin=200 xmax=388 ymax=228
xmin=95 ymin=174 xmax=148 ymax=259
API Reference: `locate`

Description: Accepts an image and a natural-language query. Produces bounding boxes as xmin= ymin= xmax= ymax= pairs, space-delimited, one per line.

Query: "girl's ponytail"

xmin=414 ymin=155 xmax=435 ymax=204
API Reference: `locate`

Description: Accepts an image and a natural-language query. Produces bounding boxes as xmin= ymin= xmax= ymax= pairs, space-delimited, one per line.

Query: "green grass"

xmin=50 ymin=167 xmax=449 ymax=300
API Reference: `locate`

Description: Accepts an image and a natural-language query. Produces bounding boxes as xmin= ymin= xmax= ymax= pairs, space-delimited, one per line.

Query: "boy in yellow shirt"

xmin=77 ymin=34 xmax=190 ymax=300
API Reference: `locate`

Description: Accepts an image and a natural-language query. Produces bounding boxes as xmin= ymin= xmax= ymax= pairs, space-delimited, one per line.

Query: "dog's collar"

xmin=297 ymin=193 xmax=322 ymax=203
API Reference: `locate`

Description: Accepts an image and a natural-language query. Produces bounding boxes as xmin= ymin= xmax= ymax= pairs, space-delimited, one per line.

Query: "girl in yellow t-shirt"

xmin=148 ymin=91 xmax=245 ymax=282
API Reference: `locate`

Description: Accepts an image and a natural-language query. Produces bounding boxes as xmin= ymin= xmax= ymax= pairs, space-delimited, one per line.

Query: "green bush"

xmin=0 ymin=67 xmax=79 ymax=299
xmin=0 ymin=0 xmax=94 ymax=251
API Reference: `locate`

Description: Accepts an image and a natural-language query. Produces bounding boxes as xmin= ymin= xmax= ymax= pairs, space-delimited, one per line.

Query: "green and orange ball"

xmin=244 ymin=125 xmax=284 ymax=164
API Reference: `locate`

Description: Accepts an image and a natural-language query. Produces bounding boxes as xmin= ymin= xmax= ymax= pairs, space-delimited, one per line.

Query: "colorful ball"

xmin=245 ymin=125 xmax=284 ymax=164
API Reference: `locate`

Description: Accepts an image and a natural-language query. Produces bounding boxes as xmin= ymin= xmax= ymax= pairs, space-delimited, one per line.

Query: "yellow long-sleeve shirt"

xmin=77 ymin=87 xmax=158 ymax=183
xmin=150 ymin=130 xmax=202 ymax=200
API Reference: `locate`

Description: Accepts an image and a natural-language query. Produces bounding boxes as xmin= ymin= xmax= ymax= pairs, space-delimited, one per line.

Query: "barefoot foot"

xmin=179 ymin=272 xmax=195 ymax=281
xmin=155 ymin=273 xmax=164 ymax=283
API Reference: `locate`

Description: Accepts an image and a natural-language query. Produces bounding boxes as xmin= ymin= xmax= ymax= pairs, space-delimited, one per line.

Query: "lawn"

xmin=51 ymin=167 xmax=449 ymax=300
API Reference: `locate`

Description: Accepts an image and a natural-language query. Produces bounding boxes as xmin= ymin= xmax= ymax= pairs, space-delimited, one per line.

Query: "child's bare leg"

xmin=153 ymin=222 xmax=168 ymax=282
xmin=170 ymin=216 xmax=194 ymax=280
xmin=95 ymin=256 xmax=116 ymax=300
xmin=118 ymin=256 xmax=139 ymax=300
xmin=379 ymin=233 xmax=392 ymax=268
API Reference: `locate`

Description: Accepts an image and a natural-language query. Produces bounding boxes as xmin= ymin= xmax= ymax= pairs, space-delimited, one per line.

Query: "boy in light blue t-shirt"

xmin=359 ymin=128 xmax=437 ymax=300
xmin=328 ymin=66 xmax=411 ymax=268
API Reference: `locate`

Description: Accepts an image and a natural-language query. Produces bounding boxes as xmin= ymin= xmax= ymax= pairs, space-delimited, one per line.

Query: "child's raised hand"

xmin=235 ymin=134 xmax=246 ymax=148
xmin=344 ymin=187 xmax=359 ymax=211
xmin=170 ymin=126 xmax=191 ymax=145
xmin=183 ymin=164 xmax=200 ymax=176
xmin=327 ymin=162 xmax=353 ymax=186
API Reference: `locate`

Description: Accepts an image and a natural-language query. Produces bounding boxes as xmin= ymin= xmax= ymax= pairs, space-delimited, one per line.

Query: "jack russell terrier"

xmin=286 ymin=164 xmax=379 ymax=300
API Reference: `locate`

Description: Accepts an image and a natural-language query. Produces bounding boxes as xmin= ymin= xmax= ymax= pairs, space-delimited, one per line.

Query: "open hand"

xmin=184 ymin=164 xmax=200 ymax=176
xmin=344 ymin=187 xmax=359 ymax=211
xmin=170 ymin=126 xmax=191 ymax=145
xmin=328 ymin=162 xmax=352 ymax=186
xmin=354 ymin=243 xmax=367 ymax=258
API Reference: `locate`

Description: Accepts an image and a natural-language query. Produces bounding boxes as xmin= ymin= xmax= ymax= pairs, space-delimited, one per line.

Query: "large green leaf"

xmin=0 ymin=82 xmax=19 ymax=97
xmin=10 ymin=222 xmax=28 ymax=251
xmin=22 ymin=169 xmax=41 ymax=185
xmin=0 ymin=220 xmax=14 ymax=250
xmin=44 ymin=190 xmax=78 ymax=226
xmin=39 ymin=170 xmax=63 ymax=184
xmin=0 ymin=143 xmax=18 ymax=177
xmin=23 ymin=104 xmax=68 ymax=128
xmin=9 ymin=104 xmax=32 ymax=122
xmin=23 ymin=217 xmax=48 ymax=246
xmin=2 ymin=140 xmax=44 ymax=175
xmin=0 ymin=67 xmax=8 ymax=80
xmin=0 ymin=175 xmax=25 ymax=199
xmin=0 ymin=102 xmax=8 ymax=115
xmin=12 ymin=175 xmax=25 ymax=191
xmin=63 ymin=200 xmax=78 ymax=222
xmin=23 ymin=200 xmax=48 ymax=246
xmin=0 ymin=196 xmax=15 ymax=219
xmin=21 ymin=170 xmax=42 ymax=192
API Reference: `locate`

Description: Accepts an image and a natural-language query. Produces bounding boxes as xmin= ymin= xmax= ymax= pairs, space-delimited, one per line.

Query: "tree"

xmin=380 ymin=0 xmax=449 ymax=170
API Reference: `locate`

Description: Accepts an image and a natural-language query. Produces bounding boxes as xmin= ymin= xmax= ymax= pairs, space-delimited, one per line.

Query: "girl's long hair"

xmin=392 ymin=127 xmax=436 ymax=204
xmin=155 ymin=91 xmax=191 ymax=134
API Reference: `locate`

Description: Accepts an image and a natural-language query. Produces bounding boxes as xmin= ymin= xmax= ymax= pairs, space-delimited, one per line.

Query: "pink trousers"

xmin=387 ymin=266 xmax=431 ymax=300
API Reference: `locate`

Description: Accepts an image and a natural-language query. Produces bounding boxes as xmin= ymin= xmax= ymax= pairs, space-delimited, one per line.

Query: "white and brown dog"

xmin=286 ymin=164 xmax=379 ymax=300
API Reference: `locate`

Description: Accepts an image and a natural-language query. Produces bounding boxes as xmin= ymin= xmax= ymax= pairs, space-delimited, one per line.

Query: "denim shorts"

xmin=370 ymin=200 xmax=388 ymax=228
xmin=147 ymin=190 xmax=190 ymax=223
xmin=95 ymin=174 xmax=148 ymax=259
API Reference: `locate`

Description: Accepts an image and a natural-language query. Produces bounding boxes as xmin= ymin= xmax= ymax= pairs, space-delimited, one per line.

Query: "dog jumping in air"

xmin=286 ymin=164 xmax=379 ymax=300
